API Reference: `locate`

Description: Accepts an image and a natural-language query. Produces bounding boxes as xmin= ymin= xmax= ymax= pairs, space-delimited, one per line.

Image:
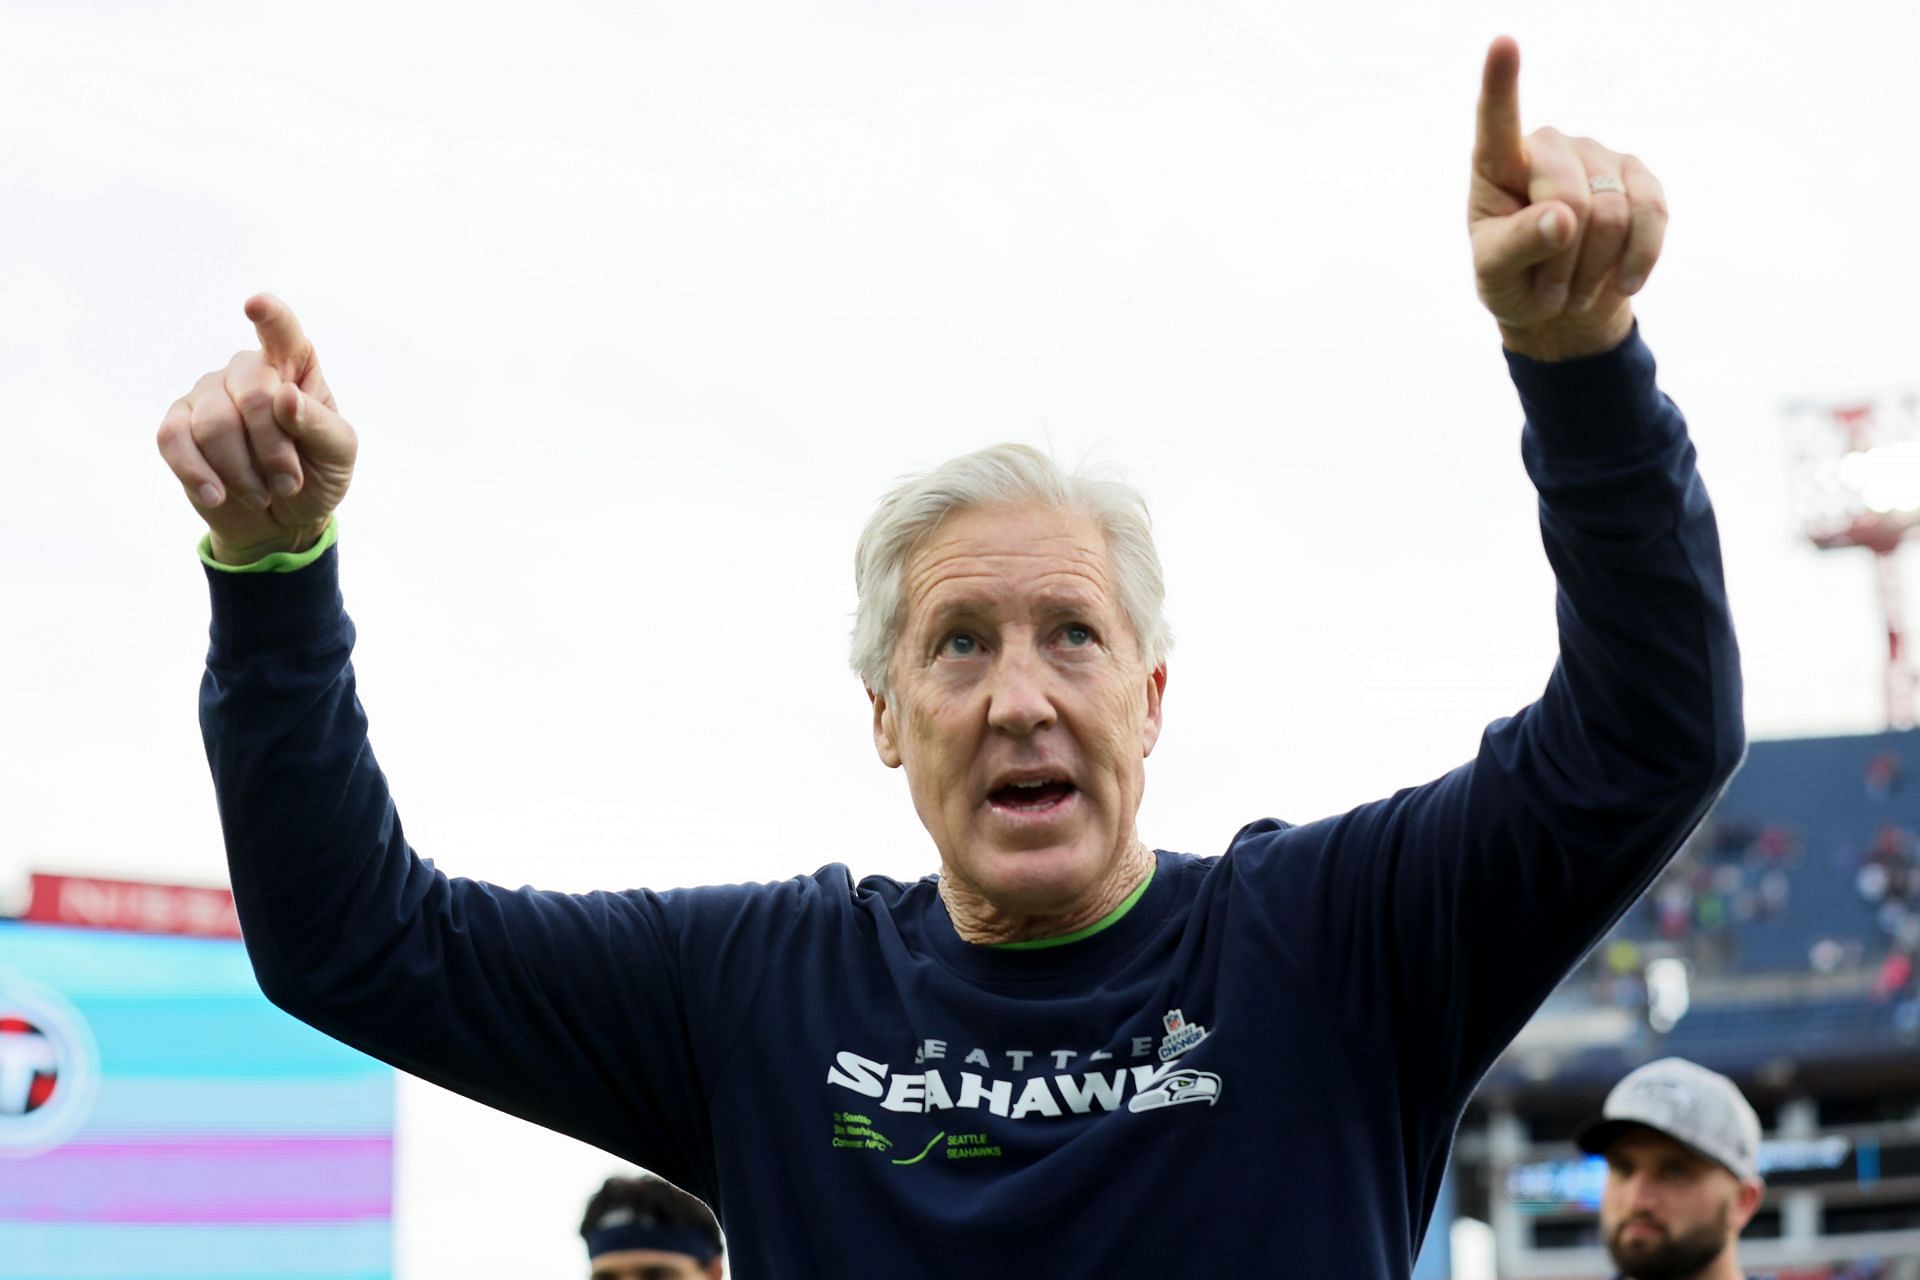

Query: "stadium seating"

xmin=1486 ymin=729 xmax=1920 ymax=1088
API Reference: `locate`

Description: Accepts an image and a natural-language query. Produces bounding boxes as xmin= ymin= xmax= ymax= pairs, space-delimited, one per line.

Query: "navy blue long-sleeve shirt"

xmin=200 ymin=328 xmax=1743 ymax=1277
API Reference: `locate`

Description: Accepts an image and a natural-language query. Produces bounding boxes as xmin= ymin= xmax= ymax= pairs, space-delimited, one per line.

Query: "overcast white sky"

xmin=5 ymin=1 xmax=1919 ymax=1274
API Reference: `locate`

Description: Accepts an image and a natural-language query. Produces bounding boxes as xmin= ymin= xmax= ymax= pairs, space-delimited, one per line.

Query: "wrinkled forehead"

xmin=899 ymin=504 xmax=1118 ymax=622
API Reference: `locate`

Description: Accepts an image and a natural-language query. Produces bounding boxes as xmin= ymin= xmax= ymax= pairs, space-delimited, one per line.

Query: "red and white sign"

xmin=23 ymin=873 xmax=241 ymax=939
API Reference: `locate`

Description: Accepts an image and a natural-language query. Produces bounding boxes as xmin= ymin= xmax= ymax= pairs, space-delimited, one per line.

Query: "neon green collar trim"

xmin=987 ymin=863 xmax=1156 ymax=951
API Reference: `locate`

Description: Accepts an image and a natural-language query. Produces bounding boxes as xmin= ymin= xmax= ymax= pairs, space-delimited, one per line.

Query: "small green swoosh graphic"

xmin=890 ymin=1131 xmax=947 ymax=1166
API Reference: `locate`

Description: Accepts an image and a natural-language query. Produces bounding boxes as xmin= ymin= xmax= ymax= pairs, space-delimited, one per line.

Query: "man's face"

xmin=871 ymin=504 xmax=1165 ymax=917
xmin=1600 ymin=1128 xmax=1757 ymax=1280
xmin=590 ymin=1249 xmax=723 ymax=1280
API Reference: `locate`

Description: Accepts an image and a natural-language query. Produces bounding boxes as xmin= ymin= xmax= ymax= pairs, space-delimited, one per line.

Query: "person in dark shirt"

xmin=156 ymin=36 xmax=1743 ymax=1277
xmin=1578 ymin=1058 xmax=1766 ymax=1280
xmin=580 ymin=1175 xmax=724 ymax=1280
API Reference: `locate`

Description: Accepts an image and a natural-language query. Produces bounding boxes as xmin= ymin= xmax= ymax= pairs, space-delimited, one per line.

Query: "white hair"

xmin=850 ymin=443 xmax=1171 ymax=697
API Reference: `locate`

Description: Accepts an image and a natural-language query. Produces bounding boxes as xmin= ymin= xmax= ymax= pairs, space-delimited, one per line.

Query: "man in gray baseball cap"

xmin=1576 ymin=1057 xmax=1766 ymax=1280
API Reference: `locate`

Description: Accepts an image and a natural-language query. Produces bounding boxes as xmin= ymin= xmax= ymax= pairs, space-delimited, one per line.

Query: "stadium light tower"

xmin=1787 ymin=389 xmax=1920 ymax=728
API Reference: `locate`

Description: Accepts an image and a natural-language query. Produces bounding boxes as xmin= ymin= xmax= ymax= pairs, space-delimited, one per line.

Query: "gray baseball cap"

xmin=1575 ymin=1057 xmax=1762 ymax=1181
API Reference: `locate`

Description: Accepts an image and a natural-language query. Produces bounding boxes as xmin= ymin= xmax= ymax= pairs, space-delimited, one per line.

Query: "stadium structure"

xmin=1447 ymin=729 xmax=1920 ymax=1280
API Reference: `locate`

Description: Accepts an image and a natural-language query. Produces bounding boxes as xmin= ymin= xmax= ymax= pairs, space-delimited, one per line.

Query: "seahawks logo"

xmin=1127 ymin=1069 xmax=1222 ymax=1113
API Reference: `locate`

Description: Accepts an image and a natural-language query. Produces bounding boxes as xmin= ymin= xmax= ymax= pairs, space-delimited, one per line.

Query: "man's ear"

xmin=705 ymin=1258 xmax=726 ymax=1280
xmin=1731 ymin=1176 xmax=1764 ymax=1231
xmin=1141 ymin=663 xmax=1168 ymax=758
xmin=870 ymin=688 xmax=903 ymax=768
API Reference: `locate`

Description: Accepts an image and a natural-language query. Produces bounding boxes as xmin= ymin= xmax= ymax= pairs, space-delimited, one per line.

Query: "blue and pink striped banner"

xmin=0 ymin=923 xmax=395 ymax=1279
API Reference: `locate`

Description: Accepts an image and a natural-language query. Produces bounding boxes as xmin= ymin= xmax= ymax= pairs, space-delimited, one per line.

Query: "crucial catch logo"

xmin=1156 ymin=1008 xmax=1208 ymax=1062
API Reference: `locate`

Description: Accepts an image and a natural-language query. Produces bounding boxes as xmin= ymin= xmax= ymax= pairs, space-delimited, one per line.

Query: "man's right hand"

xmin=157 ymin=294 xmax=358 ymax=564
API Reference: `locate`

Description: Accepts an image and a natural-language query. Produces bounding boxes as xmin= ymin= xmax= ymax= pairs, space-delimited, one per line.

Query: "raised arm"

xmin=159 ymin=302 xmax=722 ymax=1193
xmin=1410 ymin=39 xmax=1739 ymax=1071
xmin=1230 ymin=38 xmax=1741 ymax=1125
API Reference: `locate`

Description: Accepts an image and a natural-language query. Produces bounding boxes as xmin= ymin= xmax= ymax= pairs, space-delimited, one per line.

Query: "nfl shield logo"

xmin=1156 ymin=1007 xmax=1209 ymax=1062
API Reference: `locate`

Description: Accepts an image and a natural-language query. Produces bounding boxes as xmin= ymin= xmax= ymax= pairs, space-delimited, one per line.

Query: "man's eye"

xmin=940 ymin=633 xmax=980 ymax=657
xmin=1062 ymin=624 xmax=1095 ymax=647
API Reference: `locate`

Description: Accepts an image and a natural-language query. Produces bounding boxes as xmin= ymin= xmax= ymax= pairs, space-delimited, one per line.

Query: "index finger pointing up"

xmin=1474 ymin=36 xmax=1528 ymax=191
xmin=244 ymin=293 xmax=315 ymax=379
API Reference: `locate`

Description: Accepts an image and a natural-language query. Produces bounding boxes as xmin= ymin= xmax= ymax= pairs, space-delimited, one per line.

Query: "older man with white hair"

xmin=158 ymin=38 xmax=1741 ymax=1278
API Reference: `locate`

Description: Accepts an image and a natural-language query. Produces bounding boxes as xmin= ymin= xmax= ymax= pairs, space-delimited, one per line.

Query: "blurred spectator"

xmin=1711 ymin=818 xmax=1757 ymax=857
xmin=1865 ymin=824 xmax=1915 ymax=871
xmin=1870 ymin=949 xmax=1913 ymax=1003
xmin=1894 ymin=995 xmax=1920 ymax=1044
xmin=1628 ymin=818 xmax=1805 ymax=978
xmin=1598 ymin=940 xmax=1650 ymax=1012
xmin=1759 ymin=868 xmax=1791 ymax=919
xmin=1864 ymin=750 xmax=1902 ymax=799
xmin=1752 ymin=822 xmax=1799 ymax=863
xmin=1859 ymin=861 xmax=1891 ymax=906
xmin=1606 ymin=940 xmax=1642 ymax=978
xmin=580 ymin=1175 xmax=724 ymax=1280
xmin=1877 ymin=900 xmax=1913 ymax=945
xmin=1658 ymin=882 xmax=1694 ymax=940
xmin=1809 ymin=936 xmax=1865 ymax=975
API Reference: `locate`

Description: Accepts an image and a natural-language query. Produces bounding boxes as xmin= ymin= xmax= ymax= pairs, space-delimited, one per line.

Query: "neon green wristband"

xmin=198 ymin=518 xmax=339 ymax=574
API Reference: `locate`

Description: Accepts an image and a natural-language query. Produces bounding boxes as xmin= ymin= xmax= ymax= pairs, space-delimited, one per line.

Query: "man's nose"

xmin=985 ymin=647 xmax=1057 ymax=736
xmin=1623 ymin=1172 xmax=1662 ymax=1212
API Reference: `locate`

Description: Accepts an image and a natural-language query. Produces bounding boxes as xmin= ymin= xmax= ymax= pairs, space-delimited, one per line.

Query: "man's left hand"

xmin=1469 ymin=36 xmax=1668 ymax=361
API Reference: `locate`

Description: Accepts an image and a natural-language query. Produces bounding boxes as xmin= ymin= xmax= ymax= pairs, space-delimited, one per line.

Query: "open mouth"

xmin=987 ymin=778 xmax=1079 ymax=813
